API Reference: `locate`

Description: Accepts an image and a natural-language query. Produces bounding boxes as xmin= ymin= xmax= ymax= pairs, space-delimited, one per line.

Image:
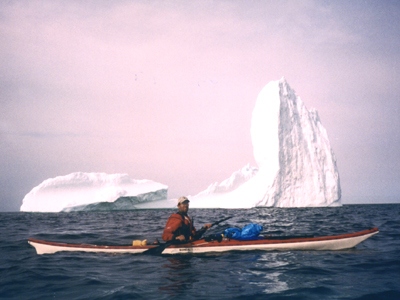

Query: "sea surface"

xmin=1 ymin=204 xmax=399 ymax=300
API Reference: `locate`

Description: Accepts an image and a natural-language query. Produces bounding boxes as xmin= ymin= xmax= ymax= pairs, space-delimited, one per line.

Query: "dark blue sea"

xmin=1 ymin=204 xmax=399 ymax=300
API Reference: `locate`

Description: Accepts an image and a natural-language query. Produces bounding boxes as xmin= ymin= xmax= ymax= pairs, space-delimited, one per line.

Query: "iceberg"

xmin=20 ymin=78 xmax=341 ymax=211
xmin=190 ymin=78 xmax=341 ymax=207
xmin=20 ymin=172 xmax=168 ymax=212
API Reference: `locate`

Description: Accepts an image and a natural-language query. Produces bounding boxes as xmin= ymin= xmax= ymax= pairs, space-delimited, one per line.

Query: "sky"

xmin=1 ymin=0 xmax=400 ymax=211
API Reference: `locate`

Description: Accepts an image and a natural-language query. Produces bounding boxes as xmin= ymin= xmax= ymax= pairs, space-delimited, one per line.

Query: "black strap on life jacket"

xmin=176 ymin=212 xmax=192 ymax=240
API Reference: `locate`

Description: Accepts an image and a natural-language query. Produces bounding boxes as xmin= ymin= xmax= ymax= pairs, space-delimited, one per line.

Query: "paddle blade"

xmin=142 ymin=242 xmax=173 ymax=255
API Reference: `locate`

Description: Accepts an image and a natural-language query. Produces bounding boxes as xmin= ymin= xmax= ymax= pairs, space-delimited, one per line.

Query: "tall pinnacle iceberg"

xmin=191 ymin=78 xmax=341 ymax=207
xmin=251 ymin=77 xmax=341 ymax=206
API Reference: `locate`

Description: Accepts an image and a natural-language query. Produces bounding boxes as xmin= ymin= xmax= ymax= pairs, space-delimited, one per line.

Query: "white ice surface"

xmin=20 ymin=78 xmax=341 ymax=211
xmin=20 ymin=172 xmax=168 ymax=212
xmin=190 ymin=78 xmax=341 ymax=208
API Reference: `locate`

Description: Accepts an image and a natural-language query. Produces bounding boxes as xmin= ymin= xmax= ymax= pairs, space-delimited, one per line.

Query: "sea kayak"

xmin=28 ymin=227 xmax=378 ymax=255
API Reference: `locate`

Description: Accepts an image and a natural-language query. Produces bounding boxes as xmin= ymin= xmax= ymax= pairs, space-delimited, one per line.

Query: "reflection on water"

xmin=251 ymin=252 xmax=289 ymax=294
xmin=231 ymin=252 xmax=290 ymax=295
xmin=159 ymin=256 xmax=197 ymax=296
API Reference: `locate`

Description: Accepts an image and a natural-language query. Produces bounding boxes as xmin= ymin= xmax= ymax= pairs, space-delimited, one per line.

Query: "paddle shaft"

xmin=194 ymin=216 xmax=232 ymax=239
xmin=210 ymin=216 xmax=232 ymax=227
xmin=143 ymin=216 xmax=232 ymax=255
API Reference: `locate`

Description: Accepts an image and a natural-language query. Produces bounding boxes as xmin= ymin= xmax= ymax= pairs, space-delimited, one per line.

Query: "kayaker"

xmin=162 ymin=196 xmax=212 ymax=242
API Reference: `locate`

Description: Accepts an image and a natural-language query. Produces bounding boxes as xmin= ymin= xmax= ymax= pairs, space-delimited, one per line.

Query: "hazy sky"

xmin=1 ymin=0 xmax=400 ymax=211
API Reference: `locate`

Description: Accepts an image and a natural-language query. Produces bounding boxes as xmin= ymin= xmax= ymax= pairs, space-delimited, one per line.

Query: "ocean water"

xmin=1 ymin=204 xmax=399 ymax=300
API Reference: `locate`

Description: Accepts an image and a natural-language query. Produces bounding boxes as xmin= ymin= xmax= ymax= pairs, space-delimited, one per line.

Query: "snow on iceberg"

xmin=20 ymin=172 xmax=168 ymax=212
xmin=190 ymin=78 xmax=341 ymax=208
xmin=194 ymin=164 xmax=258 ymax=196
xmin=20 ymin=78 xmax=341 ymax=211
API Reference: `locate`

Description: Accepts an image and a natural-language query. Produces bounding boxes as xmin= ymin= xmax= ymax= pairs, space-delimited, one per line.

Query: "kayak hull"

xmin=28 ymin=227 xmax=379 ymax=255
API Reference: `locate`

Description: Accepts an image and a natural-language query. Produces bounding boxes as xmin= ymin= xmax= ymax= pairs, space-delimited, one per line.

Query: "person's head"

xmin=177 ymin=196 xmax=190 ymax=213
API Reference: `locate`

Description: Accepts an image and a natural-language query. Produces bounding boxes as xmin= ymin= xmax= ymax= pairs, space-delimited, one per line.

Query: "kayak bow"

xmin=28 ymin=227 xmax=378 ymax=255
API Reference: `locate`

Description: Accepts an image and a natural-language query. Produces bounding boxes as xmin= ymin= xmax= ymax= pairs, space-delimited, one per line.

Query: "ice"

xmin=20 ymin=78 xmax=341 ymax=211
xmin=20 ymin=172 xmax=168 ymax=212
xmin=190 ymin=78 xmax=341 ymax=207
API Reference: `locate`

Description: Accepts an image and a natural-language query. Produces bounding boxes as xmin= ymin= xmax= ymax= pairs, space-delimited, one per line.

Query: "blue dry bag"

xmin=224 ymin=223 xmax=263 ymax=240
xmin=224 ymin=227 xmax=242 ymax=239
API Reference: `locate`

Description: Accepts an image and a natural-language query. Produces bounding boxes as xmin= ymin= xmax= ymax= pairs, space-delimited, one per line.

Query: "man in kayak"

xmin=162 ymin=196 xmax=212 ymax=242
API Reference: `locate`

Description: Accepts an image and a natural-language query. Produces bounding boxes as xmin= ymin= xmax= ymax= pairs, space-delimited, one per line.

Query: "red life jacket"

xmin=162 ymin=212 xmax=196 ymax=242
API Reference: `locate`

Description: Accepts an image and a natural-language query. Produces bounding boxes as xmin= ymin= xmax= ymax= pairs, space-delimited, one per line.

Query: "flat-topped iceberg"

xmin=20 ymin=172 xmax=168 ymax=212
xmin=190 ymin=78 xmax=341 ymax=207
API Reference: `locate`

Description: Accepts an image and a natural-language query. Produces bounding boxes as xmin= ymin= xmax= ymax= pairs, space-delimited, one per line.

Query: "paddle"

xmin=143 ymin=216 xmax=232 ymax=255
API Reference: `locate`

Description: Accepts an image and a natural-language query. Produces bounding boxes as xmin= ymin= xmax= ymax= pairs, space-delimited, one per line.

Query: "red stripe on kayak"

xmin=28 ymin=227 xmax=378 ymax=250
xmin=186 ymin=227 xmax=379 ymax=248
xmin=27 ymin=238 xmax=153 ymax=250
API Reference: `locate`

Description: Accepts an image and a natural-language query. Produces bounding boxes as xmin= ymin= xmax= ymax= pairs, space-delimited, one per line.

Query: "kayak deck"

xmin=28 ymin=227 xmax=379 ymax=255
